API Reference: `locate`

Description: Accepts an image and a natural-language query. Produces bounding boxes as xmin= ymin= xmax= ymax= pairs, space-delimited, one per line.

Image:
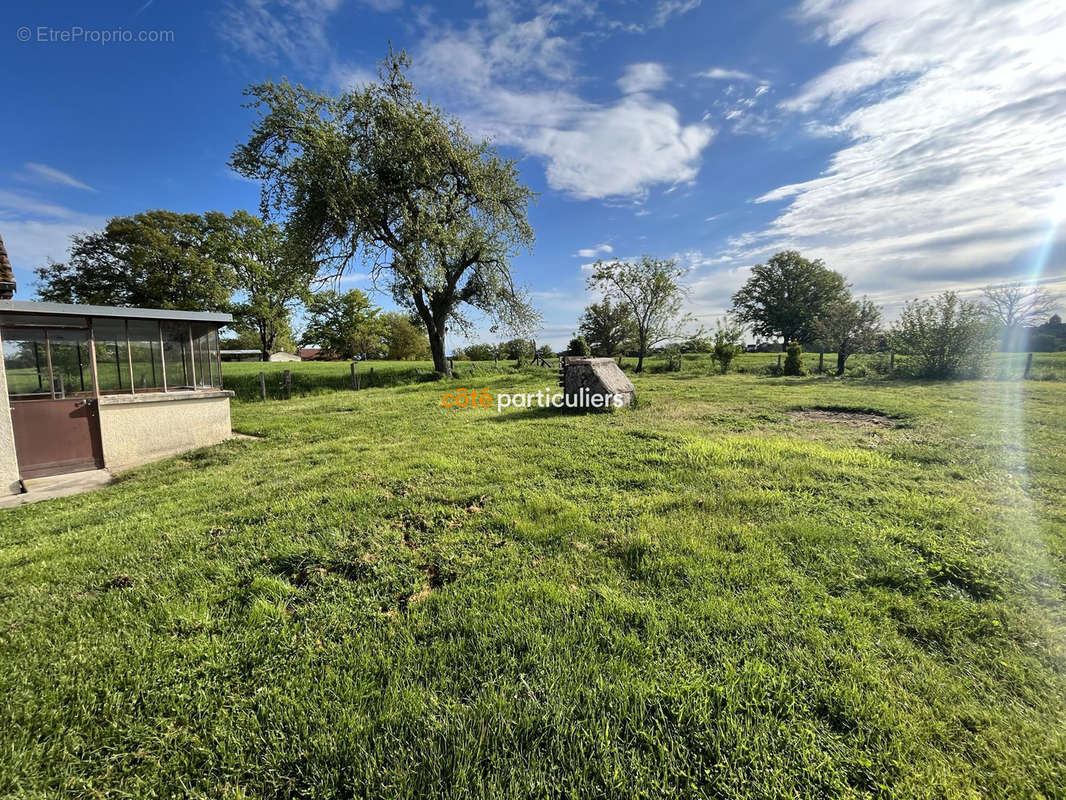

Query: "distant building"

xmin=221 ymin=349 xmax=264 ymax=362
xmin=298 ymin=347 xmax=324 ymax=361
xmin=268 ymin=351 xmax=300 ymax=362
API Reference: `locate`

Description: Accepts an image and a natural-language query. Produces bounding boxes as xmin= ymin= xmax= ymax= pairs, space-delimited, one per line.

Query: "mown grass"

xmin=1 ymin=366 xmax=1064 ymax=798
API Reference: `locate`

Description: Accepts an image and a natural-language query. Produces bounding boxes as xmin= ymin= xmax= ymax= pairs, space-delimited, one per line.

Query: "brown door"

xmin=11 ymin=398 xmax=105 ymax=479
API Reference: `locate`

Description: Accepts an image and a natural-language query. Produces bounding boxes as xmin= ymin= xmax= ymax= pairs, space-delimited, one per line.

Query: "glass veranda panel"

xmin=128 ymin=320 xmax=164 ymax=391
xmin=47 ymin=329 xmax=92 ymax=397
xmin=191 ymin=323 xmax=220 ymax=388
xmin=93 ymin=319 xmax=132 ymax=394
xmin=2 ymin=329 xmax=50 ymax=398
xmin=161 ymin=322 xmax=193 ymax=389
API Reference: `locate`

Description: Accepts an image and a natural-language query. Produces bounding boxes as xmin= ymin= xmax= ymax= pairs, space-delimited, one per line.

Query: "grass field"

xmin=221 ymin=350 xmax=1066 ymax=401
xmin=1 ymin=362 xmax=1065 ymax=797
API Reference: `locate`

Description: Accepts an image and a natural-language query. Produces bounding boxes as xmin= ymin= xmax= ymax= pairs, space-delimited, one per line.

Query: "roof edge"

xmin=0 ymin=299 xmax=233 ymax=324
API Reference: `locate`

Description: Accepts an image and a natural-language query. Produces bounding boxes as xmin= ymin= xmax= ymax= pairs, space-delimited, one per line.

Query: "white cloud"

xmin=575 ymin=243 xmax=613 ymax=258
xmin=411 ymin=8 xmax=714 ymax=200
xmin=651 ymin=0 xmax=701 ymax=28
xmin=617 ymin=62 xmax=669 ymax=94
xmin=21 ymin=163 xmax=95 ymax=192
xmin=696 ymin=67 xmax=761 ymax=82
xmin=519 ymin=95 xmax=713 ymax=199
xmin=728 ymin=0 xmax=1066 ymax=304
xmin=219 ymin=0 xmax=344 ymax=67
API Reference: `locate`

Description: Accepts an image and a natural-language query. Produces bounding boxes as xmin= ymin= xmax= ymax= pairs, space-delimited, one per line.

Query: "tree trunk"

xmin=836 ymin=351 xmax=847 ymax=376
xmin=428 ymin=323 xmax=450 ymax=376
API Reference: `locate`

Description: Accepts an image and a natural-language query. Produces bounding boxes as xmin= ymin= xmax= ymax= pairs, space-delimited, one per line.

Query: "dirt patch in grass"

xmin=791 ymin=408 xmax=896 ymax=428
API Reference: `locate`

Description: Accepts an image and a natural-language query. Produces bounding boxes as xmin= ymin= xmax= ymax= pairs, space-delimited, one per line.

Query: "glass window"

xmin=92 ymin=319 xmax=131 ymax=394
xmin=161 ymin=321 xmax=193 ymax=389
xmin=3 ymin=329 xmax=50 ymax=398
xmin=47 ymin=329 xmax=92 ymax=397
xmin=191 ymin=323 xmax=221 ymax=389
xmin=128 ymin=320 xmax=164 ymax=391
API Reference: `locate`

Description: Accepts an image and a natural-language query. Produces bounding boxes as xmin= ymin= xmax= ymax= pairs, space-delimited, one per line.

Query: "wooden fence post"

xmin=350 ymin=362 xmax=357 ymax=390
xmin=1024 ymin=352 xmax=1033 ymax=379
xmin=283 ymin=369 xmax=291 ymax=400
xmin=889 ymin=351 xmax=895 ymax=374
xmin=259 ymin=371 xmax=266 ymax=401
xmin=818 ymin=351 xmax=824 ymax=373
xmin=777 ymin=353 xmax=782 ymax=369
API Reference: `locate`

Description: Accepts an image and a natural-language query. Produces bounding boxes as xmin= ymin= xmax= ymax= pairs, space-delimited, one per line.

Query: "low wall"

xmin=0 ymin=330 xmax=20 ymax=495
xmin=98 ymin=390 xmax=233 ymax=472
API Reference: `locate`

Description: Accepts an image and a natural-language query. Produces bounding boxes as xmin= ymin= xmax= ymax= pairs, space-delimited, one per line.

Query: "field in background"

xmin=222 ymin=351 xmax=1066 ymax=400
xmin=1 ymin=367 xmax=1064 ymax=797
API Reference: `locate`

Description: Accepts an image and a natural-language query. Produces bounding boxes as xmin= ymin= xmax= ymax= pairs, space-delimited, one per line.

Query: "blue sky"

xmin=3 ymin=0 xmax=1065 ymax=347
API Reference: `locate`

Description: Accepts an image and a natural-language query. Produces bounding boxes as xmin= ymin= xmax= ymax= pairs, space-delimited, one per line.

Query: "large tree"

xmin=577 ymin=298 xmax=636 ymax=357
xmin=730 ymin=250 xmax=849 ymax=350
xmin=302 ymin=289 xmax=385 ymax=360
xmin=814 ymin=295 xmax=883 ymax=376
xmin=34 ymin=210 xmax=235 ymax=311
xmin=230 ymin=49 xmax=538 ymax=376
xmin=381 ymin=311 xmax=431 ymax=360
xmin=586 ymin=256 xmax=696 ymax=372
xmin=222 ymin=210 xmax=316 ymax=360
xmin=981 ymin=282 xmax=1059 ymax=328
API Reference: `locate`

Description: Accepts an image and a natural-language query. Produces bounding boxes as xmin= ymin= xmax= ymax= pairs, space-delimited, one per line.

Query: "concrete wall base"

xmin=98 ymin=391 xmax=234 ymax=472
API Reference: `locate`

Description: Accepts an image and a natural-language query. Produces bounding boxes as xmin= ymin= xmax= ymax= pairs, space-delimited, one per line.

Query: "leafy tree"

xmin=231 ymin=49 xmax=539 ymax=377
xmin=586 ymin=257 xmax=696 ymax=372
xmin=222 ymin=210 xmax=316 ymax=360
xmin=462 ymin=343 xmax=497 ymax=361
xmin=381 ymin=311 xmax=430 ymax=360
xmin=730 ymin=251 xmax=848 ymax=350
xmin=567 ymin=336 xmax=591 ymax=356
xmin=681 ymin=334 xmax=713 ymax=353
xmin=301 ymin=289 xmax=385 ymax=360
xmin=578 ymin=298 xmax=636 ymax=357
xmin=710 ymin=316 xmax=745 ymax=374
xmin=501 ymin=338 xmax=534 ymax=362
xmin=814 ymin=295 xmax=883 ymax=376
xmin=890 ymin=291 xmax=992 ymax=378
xmin=34 ymin=210 xmax=235 ymax=311
xmin=535 ymin=344 xmax=555 ymax=361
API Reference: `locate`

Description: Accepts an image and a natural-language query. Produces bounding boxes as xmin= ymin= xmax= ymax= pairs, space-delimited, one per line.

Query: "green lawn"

xmin=1 ymin=365 xmax=1065 ymax=797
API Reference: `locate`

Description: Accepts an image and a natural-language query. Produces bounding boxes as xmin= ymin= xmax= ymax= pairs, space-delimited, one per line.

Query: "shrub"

xmin=783 ymin=341 xmax=804 ymax=376
xmin=567 ymin=336 xmax=590 ymax=356
xmin=890 ymin=291 xmax=992 ymax=378
xmin=710 ymin=316 xmax=745 ymax=374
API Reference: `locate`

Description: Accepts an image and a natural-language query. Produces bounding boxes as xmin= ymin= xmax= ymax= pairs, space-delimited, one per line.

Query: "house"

xmin=297 ymin=347 xmax=324 ymax=361
xmin=0 ymin=235 xmax=235 ymax=496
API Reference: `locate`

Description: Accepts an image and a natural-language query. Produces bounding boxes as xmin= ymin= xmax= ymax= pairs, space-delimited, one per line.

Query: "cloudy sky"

xmin=3 ymin=0 xmax=1065 ymax=346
